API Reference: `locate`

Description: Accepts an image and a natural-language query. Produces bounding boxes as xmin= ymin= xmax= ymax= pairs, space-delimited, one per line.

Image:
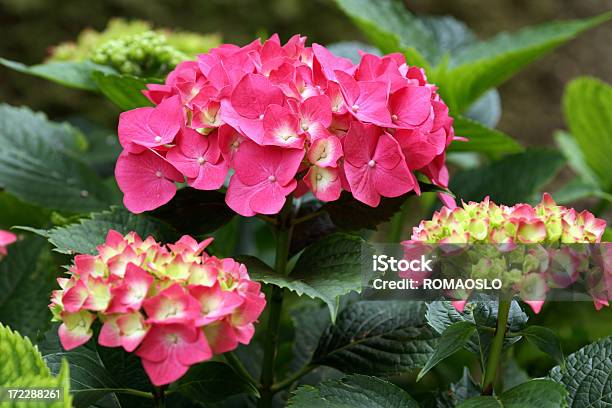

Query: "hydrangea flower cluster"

xmin=403 ymin=194 xmax=608 ymax=313
xmin=115 ymin=34 xmax=456 ymax=216
xmin=0 ymin=230 xmax=16 ymax=257
xmin=49 ymin=230 xmax=266 ymax=386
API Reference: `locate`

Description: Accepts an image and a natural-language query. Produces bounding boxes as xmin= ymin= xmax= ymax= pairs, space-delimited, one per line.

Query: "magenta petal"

xmin=115 ymin=150 xmax=183 ymax=214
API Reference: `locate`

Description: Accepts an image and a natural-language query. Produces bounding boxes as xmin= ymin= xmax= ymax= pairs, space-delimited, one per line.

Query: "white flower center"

xmin=155 ymin=170 xmax=163 ymax=178
xmin=368 ymin=160 xmax=376 ymax=168
xmin=154 ymin=136 xmax=162 ymax=143
xmin=268 ymin=175 xmax=276 ymax=183
xmin=197 ymin=156 xmax=206 ymax=165
xmin=351 ymin=104 xmax=359 ymax=112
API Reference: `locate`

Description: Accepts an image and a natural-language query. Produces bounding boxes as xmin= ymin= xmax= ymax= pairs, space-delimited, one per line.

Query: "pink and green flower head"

xmin=50 ymin=230 xmax=266 ymax=386
xmin=403 ymin=193 xmax=608 ymax=313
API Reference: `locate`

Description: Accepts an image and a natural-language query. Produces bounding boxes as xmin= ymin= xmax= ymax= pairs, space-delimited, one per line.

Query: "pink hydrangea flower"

xmin=50 ymin=230 xmax=265 ymax=386
xmin=403 ymin=193 xmax=608 ymax=313
xmin=115 ymin=35 xmax=456 ymax=215
xmin=0 ymin=230 xmax=16 ymax=256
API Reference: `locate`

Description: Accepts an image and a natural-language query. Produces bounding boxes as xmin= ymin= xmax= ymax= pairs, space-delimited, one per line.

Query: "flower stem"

xmin=481 ymin=295 xmax=512 ymax=395
xmin=152 ymin=386 xmax=166 ymax=408
xmin=225 ymin=351 xmax=259 ymax=389
xmin=271 ymin=364 xmax=316 ymax=392
xmin=258 ymin=199 xmax=294 ymax=407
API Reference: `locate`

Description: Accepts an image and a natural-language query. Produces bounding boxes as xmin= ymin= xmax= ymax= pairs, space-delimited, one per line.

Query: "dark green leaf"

xmin=244 ymin=233 xmax=370 ymax=321
xmin=0 ymin=238 xmax=55 ymax=340
xmin=151 ymin=189 xmax=235 ymax=238
xmin=418 ymin=321 xmax=476 ymax=381
xmin=450 ymin=115 xmax=523 ymax=156
xmin=457 ymin=379 xmax=568 ymax=408
xmin=563 ymin=77 xmax=612 ymax=191
xmin=521 ymin=326 xmax=565 ymax=367
xmin=450 ymin=149 xmax=565 ymax=204
xmin=450 ymin=367 xmax=481 ymax=404
xmin=24 ymin=206 xmax=177 ymax=255
xmin=549 ymin=336 xmax=612 ymax=407
xmin=91 ymin=71 xmax=157 ymax=110
xmin=289 ymin=304 xmax=331 ymax=372
xmin=288 ymin=374 xmax=420 ymax=407
xmin=313 ymin=301 xmax=437 ymax=376
xmin=435 ymin=11 xmax=612 ymax=112
xmin=0 ymin=192 xmax=50 ymax=230
xmin=426 ymin=299 xmax=528 ymax=359
xmin=39 ymin=328 xmax=149 ymax=408
xmin=172 ymin=362 xmax=259 ymax=403
xmin=0 ymin=104 xmax=116 ymax=212
xmin=0 ymin=58 xmax=115 ymax=91
xmin=321 ymin=183 xmax=449 ymax=231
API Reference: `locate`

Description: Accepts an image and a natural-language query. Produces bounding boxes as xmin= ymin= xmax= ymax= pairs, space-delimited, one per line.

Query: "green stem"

xmin=152 ymin=386 xmax=166 ymax=408
xmin=225 ymin=351 xmax=259 ymax=388
xmin=258 ymin=199 xmax=294 ymax=407
xmin=481 ymin=295 xmax=512 ymax=395
xmin=271 ymin=364 xmax=316 ymax=392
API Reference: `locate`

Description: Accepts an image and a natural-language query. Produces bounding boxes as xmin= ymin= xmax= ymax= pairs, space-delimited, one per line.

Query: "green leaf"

xmin=0 ymin=192 xmax=51 ymax=229
xmin=554 ymin=130 xmax=600 ymax=187
xmin=450 ymin=149 xmax=565 ymax=204
xmin=0 ymin=323 xmax=50 ymax=382
xmin=0 ymin=104 xmax=116 ymax=212
xmin=417 ymin=321 xmax=476 ymax=381
xmin=39 ymin=327 xmax=151 ymax=408
xmin=521 ymin=326 xmax=565 ymax=367
xmin=450 ymin=367 xmax=481 ymax=404
xmin=24 ymin=206 xmax=177 ymax=255
xmin=288 ymin=374 xmax=420 ymax=407
xmin=0 ymin=323 xmax=72 ymax=408
xmin=420 ymin=15 xmax=476 ymax=61
xmin=244 ymin=233 xmax=370 ymax=321
xmin=0 ymin=58 xmax=115 ymax=91
xmin=435 ymin=11 xmax=612 ymax=112
xmin=289 ymin=304 xmax=331 ymax=372
xmin=0 ymin=238 xmax=56 ymax=340
xmin=313 ymin=301 xmax=437 ymax=376
xmin=172 ymin=361 xmax=259 ymax=403
xmin=151 ymin=189 xmax=235 ymax=237
xmin=552 ymin=179 xmax=612 ymax=205
xmin=549 ymin=336 xmax=612 ymax=407
xmin=333 ymin=0 xmax=432 ymax=68
xmin=426 ymin=299 xmax=528 ymax=360
xmin=450 ymin=115 xmax=523 ymax=156
xmin=321 ymin=183 xmax=450 ymax=231
xmin=458 ymin=379 xmax=568 ymax=408
xmin=91 ymin=71 xmax=157 ymax=110
xmin=563 ymin=77 xmax=612 ymax=191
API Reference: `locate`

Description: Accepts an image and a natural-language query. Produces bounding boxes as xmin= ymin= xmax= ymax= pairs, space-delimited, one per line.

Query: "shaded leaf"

xmin=24 ymin=206 xmax=177 ymax=255
xmin=172 ymin=362 xmax=259 ymax=403
xmin=288 ymin=374 xmax=420 ymax=407
xmin=457 ymin=379 xmax=568 ymax=408
xmin=0 ymin=104 xmax=116 ymax=212
xmin=522 ymin=325 xmax=565 ymax=367
xmin=151 ymin=189 xmax=235 ymax=238
xmin=450 ymin=149 xmax=565 ymax=204
xmin=313 ymin=301 xmax=437 ymax=376
xmin=418 ymin=321 xmax=476 ymax=381
xmin=549 ymin=336 xmax=612 ymax=407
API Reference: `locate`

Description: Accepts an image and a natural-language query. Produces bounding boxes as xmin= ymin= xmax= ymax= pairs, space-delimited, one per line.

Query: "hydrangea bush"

xmin=0 ymin=4 xmax=611 ymax=408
